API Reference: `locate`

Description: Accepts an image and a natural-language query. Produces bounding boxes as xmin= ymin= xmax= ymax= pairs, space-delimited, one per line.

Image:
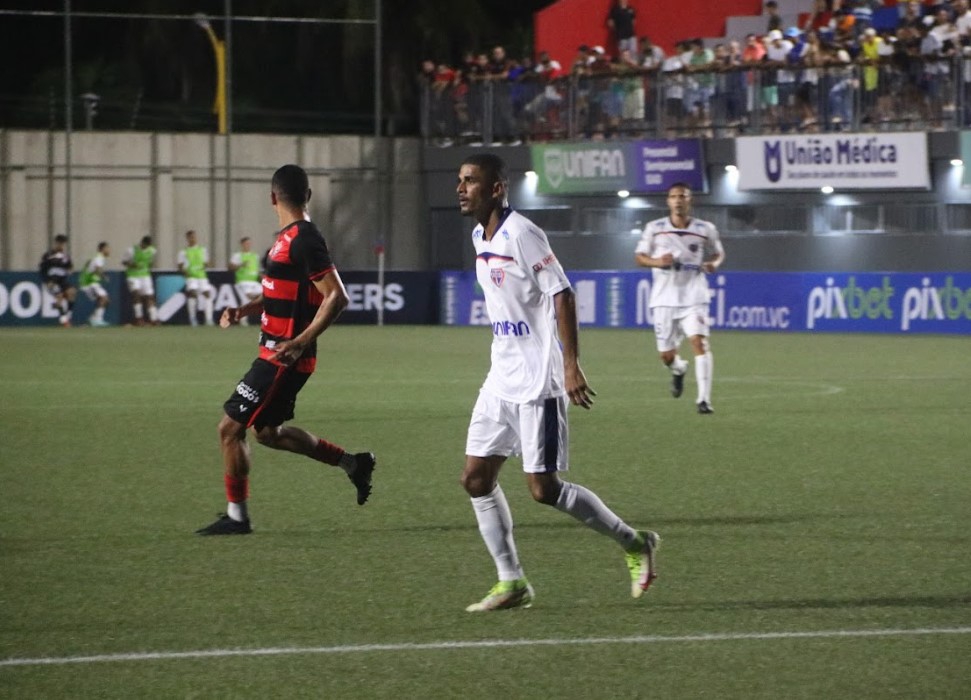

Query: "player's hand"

xmin=702 ymin=262 xmax=717 ymax=274
xmin=219 ymin=307 xmax=239 ymax=328
xmin=270 ymin=338 xmax=307 ymax=366
xmin=566 ymin=365 xmax=597 ymax=410
xmin=658 ymin=253 xmax=675 ymax=268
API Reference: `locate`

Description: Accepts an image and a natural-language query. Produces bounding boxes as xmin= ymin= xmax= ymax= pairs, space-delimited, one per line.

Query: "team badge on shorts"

xmin=490 ymin=268 xmax=505 ymax=287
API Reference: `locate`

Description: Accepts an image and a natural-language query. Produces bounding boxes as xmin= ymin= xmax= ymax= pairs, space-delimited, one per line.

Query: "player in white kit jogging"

xmin=457 ymin=153 xmax=659 ymax=612
xmin=635 ymin=182 xmax=725 ymax=414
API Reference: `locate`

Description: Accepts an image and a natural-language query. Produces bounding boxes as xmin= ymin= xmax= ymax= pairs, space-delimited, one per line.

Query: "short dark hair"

xmin=140 ymin=235 xmax=152 ymax=246
xmin=54 ymin=234 xmax=68 ymax=243
xmin=240 ymin=236 xmax=251 ymax=244
xmin=668 ymin=181 xmax=693 ymax=193
xmin=272 ymin=164 xmax=310 ymax=207
xmin=461 ymin=153 xmax=509 ymax=189
xmin=97 ymin=241 xmax=109 ymax=252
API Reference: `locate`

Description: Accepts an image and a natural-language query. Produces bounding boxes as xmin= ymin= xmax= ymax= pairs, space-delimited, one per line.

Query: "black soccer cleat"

xmin=696 ymin=401 xmax=714 ymax=415
xmin=348 ymin=452 xmax=376 ymax=505
xmin=195 ymin=513 xmax=253 ymax=536
xmin=671 ymin=372 xmax=685 ymax=398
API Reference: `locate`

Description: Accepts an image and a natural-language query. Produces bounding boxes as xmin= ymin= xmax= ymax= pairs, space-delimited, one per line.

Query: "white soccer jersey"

xmin=473 ymin=209 xmax=571 ymax=403
xmin=636 ymin=216 xmax=723 ymax=308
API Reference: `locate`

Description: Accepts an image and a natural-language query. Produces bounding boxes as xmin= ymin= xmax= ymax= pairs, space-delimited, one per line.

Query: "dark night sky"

xmin=0 ymin=0 xmax=560 ymax=133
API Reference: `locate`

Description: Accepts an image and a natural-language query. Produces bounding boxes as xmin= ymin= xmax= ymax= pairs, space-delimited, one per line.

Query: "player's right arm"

xmin=634 ymin=223 xmax=674 ymax=268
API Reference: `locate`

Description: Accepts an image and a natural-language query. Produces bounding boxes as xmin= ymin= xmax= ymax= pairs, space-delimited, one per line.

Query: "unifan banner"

xmin=531 ymin=139 xmax=705 ymax=195
xmin=735 ymin=132 xmax=930 ymax=190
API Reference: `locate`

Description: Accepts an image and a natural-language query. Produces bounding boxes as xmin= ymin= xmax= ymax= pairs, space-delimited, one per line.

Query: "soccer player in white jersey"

xmin=635 ymin=182 xmax=725 ymax=414
xmin=456 ymin=153 xmax=659 ymax=612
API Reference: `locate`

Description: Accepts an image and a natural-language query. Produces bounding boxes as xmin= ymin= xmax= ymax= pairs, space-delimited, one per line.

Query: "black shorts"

xmin=224 ymin=358 xmax=312 ymax=430
xmin=44 ymin=279 xmax=72 ymax=295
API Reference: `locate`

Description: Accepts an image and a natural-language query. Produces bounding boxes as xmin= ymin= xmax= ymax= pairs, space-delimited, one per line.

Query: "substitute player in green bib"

xmin=177 ymin=229 xmax=215 ymax=326
xmin=79 ymin=241 xmax=111 ymax=327
xmin=122 ymin=235 xmax=159 ymax=326
xmin=228 ymin=236 xmax=262 ymax=326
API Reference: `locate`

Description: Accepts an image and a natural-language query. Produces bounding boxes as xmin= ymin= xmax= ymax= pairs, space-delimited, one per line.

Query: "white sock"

xmin=671 ymin=355 xmax=689 ymax=376
xmin=133 ymin=302 xmax=143 ymax=320
xmin=227 ymin=500 xmax=248 ymax=522
xmin=204 ymin=294 xmax=215 ymax=324
xmin=187 ymin=296 xmax=198 ymax=323
xmin=695 ymin=351 xmax=713 ymax=404
xmin=148 ymin=305 xmax=158 ymax=322
xmin=554 ymin=481 xmax=639 ymax=549
xmin=471 ymin=485 xmax=524 ymax=581
xmin=92 ymin=307 xmax=105 ymax=322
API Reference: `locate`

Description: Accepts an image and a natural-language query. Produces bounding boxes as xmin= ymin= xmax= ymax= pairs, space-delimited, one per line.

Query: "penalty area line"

xmin=2 ymin=626 xmax=971 ymax=668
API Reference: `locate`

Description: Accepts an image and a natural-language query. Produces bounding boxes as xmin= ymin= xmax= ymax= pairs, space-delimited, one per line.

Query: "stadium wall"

xmin=0 ymin=130 xmax=425 ymax=274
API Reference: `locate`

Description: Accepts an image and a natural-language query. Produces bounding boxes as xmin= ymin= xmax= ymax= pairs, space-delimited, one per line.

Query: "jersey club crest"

xmin=490 ymin=268 xmax=505 ymax=287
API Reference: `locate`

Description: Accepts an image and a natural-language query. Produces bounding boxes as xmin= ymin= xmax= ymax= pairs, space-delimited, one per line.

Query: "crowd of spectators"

xmin=418 ymin=0 xmax=971 ymax=145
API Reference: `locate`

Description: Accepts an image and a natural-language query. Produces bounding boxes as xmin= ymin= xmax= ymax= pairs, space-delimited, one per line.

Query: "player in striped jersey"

xmin=635 ymin=182 xmax=725 ymax=413
xmin=457 ymin=153 xmax=659 ymax=611
xmin=196 ymin=164 xmax=375 ymax=536
xmin=39 ymin=233 xmax=76 ymax=327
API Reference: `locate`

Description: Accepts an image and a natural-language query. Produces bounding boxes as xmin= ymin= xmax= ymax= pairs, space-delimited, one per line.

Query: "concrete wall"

xmin=0 ymin=130 xmax=425 ymax=273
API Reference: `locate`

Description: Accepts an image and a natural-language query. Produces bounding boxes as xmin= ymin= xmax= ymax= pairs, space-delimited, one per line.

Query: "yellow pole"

xmin=201 ymin=25 xmax=227 ymax=135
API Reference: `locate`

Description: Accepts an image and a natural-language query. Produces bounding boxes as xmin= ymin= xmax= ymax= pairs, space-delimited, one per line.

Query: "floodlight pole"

xmin=193 ymin=13 xmax=227 ymax=134
xmin=63 ymin=0 xmax=72 ymax=240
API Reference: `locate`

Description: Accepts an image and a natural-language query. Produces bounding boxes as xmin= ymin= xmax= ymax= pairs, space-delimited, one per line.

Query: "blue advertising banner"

xmin=154 ymin=270 xmax=439 ymax=325
xmin=440 ymin=270 xmax=971 ymax=335
xmin=2 ymin=270 xmax=439 ymax=326
xmin=0 ymin=271 xmax=123 ymax=326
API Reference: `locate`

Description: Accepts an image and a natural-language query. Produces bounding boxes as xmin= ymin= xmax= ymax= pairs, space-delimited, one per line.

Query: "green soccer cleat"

xmin=625 ymin=530 xmax=660 ymax=598
xmin=465 ymin=578 xmax=535 ymax=612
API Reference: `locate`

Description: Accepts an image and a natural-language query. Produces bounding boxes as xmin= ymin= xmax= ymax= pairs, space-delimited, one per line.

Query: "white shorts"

xmin=652 ymin=304 xmax=709 ymax=352
xmin=465 ymin=390 xmax=569 ymax=473
xmin=81 ymin=283 xmax=108 ymax=301
xmin=235 ymin=281 xmax=261 ymax=301
xmin=184 ymin=277 xmax=213 ymax=294
xmin=127 ymin=276 xmax=154 ymax=296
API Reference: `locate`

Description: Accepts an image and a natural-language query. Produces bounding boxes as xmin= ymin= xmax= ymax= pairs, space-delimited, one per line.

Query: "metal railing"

xmin=420 ymin=56 xmax=968 ymax=145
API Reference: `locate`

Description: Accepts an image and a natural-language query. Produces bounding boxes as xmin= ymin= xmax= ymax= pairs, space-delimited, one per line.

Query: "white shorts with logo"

xmin=652 ymin=304 xmax=709 ymax=352
xmin=126 ymin=276 xmax=155 ymax=296
xmin=465 ymin=390 xmax=569 ymax=473
xmin=81 ymin=283 xmax=108 ymax=301
xmin=184 ymin=277 xmax=213 ymax=294
xmin=235 ymin=281 xmax=262 ymax=301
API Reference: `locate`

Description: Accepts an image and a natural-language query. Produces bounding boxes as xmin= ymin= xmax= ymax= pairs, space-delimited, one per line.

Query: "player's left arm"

xmin=553 ymin=288 xmax=596 ymax=410
xmin=270 ymin=270 xmax=349 ymax=365
xmin=702 ymin=227 xmax=725 ymax=274
xmin=220 ymin=294 xmax=264 ymax=328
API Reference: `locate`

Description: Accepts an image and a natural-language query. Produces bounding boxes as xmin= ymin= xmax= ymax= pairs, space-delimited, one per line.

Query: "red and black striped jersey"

xmin=258 ymin=219 xmax=335 ymax=373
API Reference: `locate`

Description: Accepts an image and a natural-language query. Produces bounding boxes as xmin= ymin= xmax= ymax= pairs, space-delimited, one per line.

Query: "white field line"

xmin=2 ymin=626 xmax=970 ymax=668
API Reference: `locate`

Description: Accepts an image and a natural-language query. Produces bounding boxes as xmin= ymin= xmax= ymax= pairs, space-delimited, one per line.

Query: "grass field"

xmin=1 ymin=325 xmax=969 ymax=699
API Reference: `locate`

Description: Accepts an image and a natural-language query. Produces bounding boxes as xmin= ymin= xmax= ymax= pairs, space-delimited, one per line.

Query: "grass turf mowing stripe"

xmin=3 ymin=626 xmax=970 ymax=668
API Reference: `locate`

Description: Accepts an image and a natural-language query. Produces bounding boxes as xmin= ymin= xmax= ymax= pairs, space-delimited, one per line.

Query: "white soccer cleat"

xmin=625 ymin=530 xmax=660 ymax=598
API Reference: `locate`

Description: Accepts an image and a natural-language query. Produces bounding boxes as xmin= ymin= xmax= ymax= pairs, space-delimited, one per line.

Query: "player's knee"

xmin=217 ymin=415 xmax=245 ymax=444
xmin=254 ymin=426 xmax=280 ymax=447
xmin=527 ymin=476 xmax=560 ymax=505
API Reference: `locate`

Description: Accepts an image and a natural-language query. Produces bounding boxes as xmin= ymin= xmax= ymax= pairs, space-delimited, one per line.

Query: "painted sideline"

xmin=2 ymin=626 xmax=970 ymax=668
